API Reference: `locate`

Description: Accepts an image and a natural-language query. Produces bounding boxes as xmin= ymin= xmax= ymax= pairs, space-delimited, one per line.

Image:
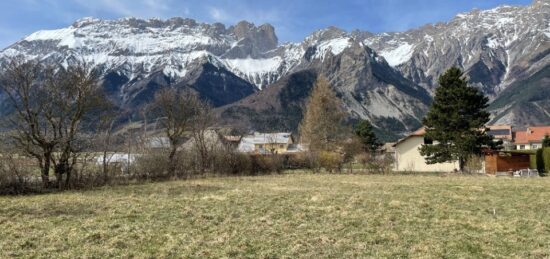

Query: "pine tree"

xmin=419 ymin=67 xmax=497 ymax=171
xmin=354 ymin=119 xmax=381 ymax=154
xmin=299 ymin=76 xmax=345 ymax=151
xmin=542 ymin=134 xmax=550 ymax=148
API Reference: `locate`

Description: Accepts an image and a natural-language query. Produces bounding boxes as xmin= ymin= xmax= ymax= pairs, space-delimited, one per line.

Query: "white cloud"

xmin=208 ymin=7 xmax=231 ymax=22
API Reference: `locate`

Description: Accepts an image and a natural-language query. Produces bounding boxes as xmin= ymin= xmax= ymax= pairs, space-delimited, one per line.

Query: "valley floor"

xmin=1 ymin=172 xmax=550 ymax=257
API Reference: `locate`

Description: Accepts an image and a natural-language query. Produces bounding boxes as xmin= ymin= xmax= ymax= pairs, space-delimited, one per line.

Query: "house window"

xmin=519 ymin=145 xmax=525 ymax=150
xmin=258 ymin=144 xmax=263 ymax=149
xmin=423 ymin=137 xmax=433 ymax=145
xmin=532 ymin=144 xmax=539 ymax=149
xmin=279 ymin=144 xmax=284 ymax=148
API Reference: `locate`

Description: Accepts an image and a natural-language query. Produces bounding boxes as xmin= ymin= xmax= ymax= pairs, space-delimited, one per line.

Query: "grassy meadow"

xmin=1 ymin=172 xmax=550 ymax=258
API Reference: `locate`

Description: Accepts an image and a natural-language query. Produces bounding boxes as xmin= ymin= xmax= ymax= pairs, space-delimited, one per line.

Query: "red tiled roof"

xmin=514 ymin=126 xmax=550 ymax=144
xmin=411 ymin=127 xmax=426 ymax=136
xmin=393 ymin=127 xmax=425 ymax=146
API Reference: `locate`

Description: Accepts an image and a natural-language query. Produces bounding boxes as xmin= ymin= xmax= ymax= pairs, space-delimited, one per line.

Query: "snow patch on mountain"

xmin=25 ymin=28 xmax=77 ymax=42
xmin=379 ymin=43 xmax=414 ymax=67
xmin=314 ymin=38 xmax=351 ymax=60
xmin=223 ymin=57 xmax=284 ymax=89
xmin=224 ymin=57 xmax=282 ymax=75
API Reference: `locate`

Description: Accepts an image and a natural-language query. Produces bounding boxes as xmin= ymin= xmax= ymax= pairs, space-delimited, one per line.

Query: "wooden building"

xmin=484 ymin=151 xmax=531 ymax=175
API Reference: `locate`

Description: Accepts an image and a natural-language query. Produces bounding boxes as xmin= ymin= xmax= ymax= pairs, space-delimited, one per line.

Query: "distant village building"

xmin=513 ymin=126 xmax=550 ymax=150
xmin=392 ymin=125 xmax=550 ymax=174
xmin=237 ymin=132 xmax=305 ymax=154
xmin=392 ymin=128 xmax=459 ymax=172
xmin=486 ymin=125 xmax=514 ymax=149
xmin=181 ymin=130 xmax=226 ymax=151
xmin=144 ymin=136 xmax=171 ymax=149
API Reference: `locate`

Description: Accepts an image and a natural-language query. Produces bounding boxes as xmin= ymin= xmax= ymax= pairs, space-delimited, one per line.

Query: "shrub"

xmin=0 ymin=155 xmax=37 ymax=195
xmin=318 ymin=151 xmax=343 ymax=173
xmin=464 ymin=155 xmax=483 ymax=174
xmin=132 ymin=150 xmax=186 ymax=180
xmin=212 ymin=148 xmax=252 ymax=175
xmin=250 ymin=155 xmax=285 ymax=174
xmin=543 ymin=148 xmax=550 ymax=176
xmin=286 ymin=153 xmax=316 ymax=170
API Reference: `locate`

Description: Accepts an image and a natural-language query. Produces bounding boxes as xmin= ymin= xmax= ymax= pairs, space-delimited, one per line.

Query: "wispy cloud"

xmin=208 ymin=7 xmax=231 ymax=22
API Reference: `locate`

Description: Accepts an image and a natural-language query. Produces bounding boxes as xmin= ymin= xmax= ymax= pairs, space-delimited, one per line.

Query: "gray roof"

xmin=237 ymin=132 xmax=292 ymax=152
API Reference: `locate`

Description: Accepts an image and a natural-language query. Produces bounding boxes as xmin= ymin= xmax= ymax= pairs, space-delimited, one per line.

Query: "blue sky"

xmin=0 ymin=0 xmax=532 ymax=48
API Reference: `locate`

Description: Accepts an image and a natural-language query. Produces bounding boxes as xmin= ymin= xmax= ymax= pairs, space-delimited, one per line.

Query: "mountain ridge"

xmin=0 ymin=0 xmax=548 ymax=139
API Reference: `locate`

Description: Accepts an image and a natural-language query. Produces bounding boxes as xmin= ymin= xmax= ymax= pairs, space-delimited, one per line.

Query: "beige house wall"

xmin=254 ymin=143 xmax=290 ymax=154
xmin=516 ymin=143 xmax=541 ymax=150
xmin=394 ymin=136 xmax=459 ymax=172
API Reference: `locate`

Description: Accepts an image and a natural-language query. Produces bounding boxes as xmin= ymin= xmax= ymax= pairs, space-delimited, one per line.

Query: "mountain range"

xmin=0 ymin=0 xmax=548 ymax=140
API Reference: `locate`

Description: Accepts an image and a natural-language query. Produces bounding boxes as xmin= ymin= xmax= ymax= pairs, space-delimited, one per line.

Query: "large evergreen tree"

xmin=354 ymin=119 xmax=381 ymax=154
xmin=299 ymin=76 xmax=344 ymax=151
xmin=542 ymin=134 xmax=550 ymax=148
xmin=419 ymin=67 xmax=497 ymax=171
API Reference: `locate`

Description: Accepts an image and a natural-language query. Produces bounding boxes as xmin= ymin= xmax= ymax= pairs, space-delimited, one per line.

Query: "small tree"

xmin=354 ymin=119 xmax=381 ymax=155
xmin=342 ymin=136 xmax=363 ymax=173
xmin=149 ymin=88 xmax=202 ymax=175
xmin=299 ymin=76 xmax=345 ymax=152
xmin=419 ymin=67 xmax=499 ymax=172
xmin=190 ymin=99 xmax=215 ymax=174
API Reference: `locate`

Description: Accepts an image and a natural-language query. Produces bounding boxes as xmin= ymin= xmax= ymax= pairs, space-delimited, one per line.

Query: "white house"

xmin=237 ymin=132 xmax=305 ymax=154
xmin=393 ymin=128 xmax=459 ymax=172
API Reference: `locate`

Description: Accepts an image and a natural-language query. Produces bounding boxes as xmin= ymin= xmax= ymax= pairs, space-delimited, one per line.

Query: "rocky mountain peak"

xmin=230 ymin=21 xmax=278 ymax=53
xmin=306 ymin=26 xmax=347 ymax=43
xmin=533 ymin=0 xmax=549 ymax=8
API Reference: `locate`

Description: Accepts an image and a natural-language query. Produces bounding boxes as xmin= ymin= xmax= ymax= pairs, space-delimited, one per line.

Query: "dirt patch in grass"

xmin=1 ymin=173 xmax=550 ymax=257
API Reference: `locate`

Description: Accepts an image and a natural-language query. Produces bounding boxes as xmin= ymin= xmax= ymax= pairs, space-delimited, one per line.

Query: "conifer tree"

xmin=354 ymin=119 xmax=381 ymax=154
xmin=419 ymin=67 xmax=498 ymax=171
xmin=299 ymin=76 xmax=344 ymax=151
xmin=542 ymin=134 xmax=550 ymax=148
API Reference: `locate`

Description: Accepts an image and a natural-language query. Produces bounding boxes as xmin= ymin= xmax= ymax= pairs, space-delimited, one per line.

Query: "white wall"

xmin=394 ymin=136 xmax=459 ymax=172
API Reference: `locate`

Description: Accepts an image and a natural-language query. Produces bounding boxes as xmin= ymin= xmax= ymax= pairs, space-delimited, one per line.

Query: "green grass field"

xmin=1 ymin=173 xmax=550 ymax=258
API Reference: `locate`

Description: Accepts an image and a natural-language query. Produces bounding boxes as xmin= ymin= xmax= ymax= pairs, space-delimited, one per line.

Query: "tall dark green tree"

xmin=354 ymin=119 xmax=381 ymax=154
xmin=419 ymin=67 xmax=498 ymax=171
xmin=542 ymin=134 xmax=550 ymax=148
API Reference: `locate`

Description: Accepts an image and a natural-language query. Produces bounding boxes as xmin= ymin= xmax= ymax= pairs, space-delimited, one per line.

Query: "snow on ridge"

xmin=25 ymin=28 xmax=77 ymax=43
xmin=223 ymin=57 xmax=284 ymax=89
xmin=486 ymin=37 xmax=500 ymax=49
xmin=314 ymin=38 xmax=351 ymax=60
xmin=379 ymin=42 xmax=414 ymax=67
xmin=224 ymin=57 xmax=282 ymax=74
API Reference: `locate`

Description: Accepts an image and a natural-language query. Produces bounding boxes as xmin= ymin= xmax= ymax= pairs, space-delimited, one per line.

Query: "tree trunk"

xmin=168 ymin=146 xmax=177 ymax=176
xmin=459 ymin=157 xmax=465 ymax=173
xmin=41 ymin=152 xmax=52 ymax=188
xmin=54 ymin=160 xmax=70 ymax=190
xmin=102 ymin=151 xmax=109 ymax=184
xmin=65 ymin=171 xmax=71 ymax=189
xmin=40 ymin=164 xmax=50 ymax=189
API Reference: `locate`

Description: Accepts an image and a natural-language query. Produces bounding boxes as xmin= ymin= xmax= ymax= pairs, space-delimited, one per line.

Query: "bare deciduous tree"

xmin=149 ymin=88 xmax=203 ymax=174
xmin=0 ymin=57 xmax=109 ymax=189
xmin=190 ymin=100 xmax=215 ymax=174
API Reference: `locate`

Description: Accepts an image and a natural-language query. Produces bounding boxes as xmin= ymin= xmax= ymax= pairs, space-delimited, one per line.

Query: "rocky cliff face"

xmin=357 ymin=0 xmax=549 ymax=127
xmin=0 ymin=0 xmax=548 ymax=137
xmin=219 ymin=28 xmax=432 ymax=137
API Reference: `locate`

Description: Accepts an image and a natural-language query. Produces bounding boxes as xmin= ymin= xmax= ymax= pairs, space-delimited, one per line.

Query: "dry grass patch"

xmin=1 ymin=173 xmax=550 ymax=258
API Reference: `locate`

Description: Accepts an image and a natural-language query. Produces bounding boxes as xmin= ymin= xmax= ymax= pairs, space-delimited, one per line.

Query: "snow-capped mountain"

xmin=0 ymin=0 xmax=548 ymax=138
xmin=2 ymin=17 xmax=286 ymax=89
xmin=360 ymin=0 xmax=548 ymax=96
xmin=357 ymin=0 xmax=549 ymax=126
